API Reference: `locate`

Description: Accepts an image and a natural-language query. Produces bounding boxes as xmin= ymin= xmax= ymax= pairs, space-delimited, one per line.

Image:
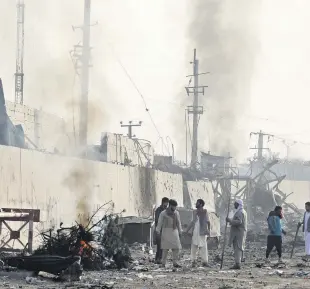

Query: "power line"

xmin=273 ymin=135 xmax=310 ymax=147
xmin=111 ymin=50 xmax=170 ymax=154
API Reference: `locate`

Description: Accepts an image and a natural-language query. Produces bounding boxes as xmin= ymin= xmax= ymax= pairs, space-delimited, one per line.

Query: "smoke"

xmin=64 ymin=96 xmax=109 ymax=148
xmin=62 ymin=163 xmax=94 ymax=225
xmin=188 ymin=0 xmax=261 ymax=158
xmin=26 ymin=55 xmax=75 ymax=115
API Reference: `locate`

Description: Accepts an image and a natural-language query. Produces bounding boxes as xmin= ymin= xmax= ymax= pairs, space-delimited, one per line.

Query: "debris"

xmin=154 ymin=274 xmax=167 ymax=278
xmin=4 ymin=255 xmax=82 ymax=281
xmin=218 ymin=284 xmax=233 ymax=289
xmin=294 ymin=270 xmax=310 ymax=277
xmin=33 ymin=204 xmax=131 ymax=271
xmin=268 ymin=270 xmax=283 ymax=276
xmin=132 ymin=265 xmax=148 ymax=272
xmin=136 ymin=273 xmax=153 ymax=280
xmin=25 ymin=276 xmax=44 ymax=284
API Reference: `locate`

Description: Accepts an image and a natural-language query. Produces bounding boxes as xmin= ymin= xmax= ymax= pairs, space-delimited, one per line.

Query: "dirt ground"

xmin=1 ymin=245 xmax=310 ymax=289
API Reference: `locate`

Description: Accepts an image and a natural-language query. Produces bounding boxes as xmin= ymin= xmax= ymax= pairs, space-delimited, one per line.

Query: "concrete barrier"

xmin=186 ymin=181 xmax=215 ymax=212
xmin=0 ymin=145 xmax=183 ymax=247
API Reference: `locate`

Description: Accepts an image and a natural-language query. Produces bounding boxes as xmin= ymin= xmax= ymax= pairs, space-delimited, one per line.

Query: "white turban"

xmin=235 ymin=199 xmax=243 ymax=210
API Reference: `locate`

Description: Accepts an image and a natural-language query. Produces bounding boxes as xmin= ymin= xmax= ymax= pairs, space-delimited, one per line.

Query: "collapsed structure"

xmin=202 ymin=152 xmax=303 ymax=228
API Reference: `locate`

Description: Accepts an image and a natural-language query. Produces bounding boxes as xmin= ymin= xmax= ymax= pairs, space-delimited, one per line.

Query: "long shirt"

xmin=155 ymin=205 xmax=165 ymax=228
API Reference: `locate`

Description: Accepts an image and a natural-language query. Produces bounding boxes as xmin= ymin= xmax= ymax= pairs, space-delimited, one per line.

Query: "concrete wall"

xmin=186 ymin=181 xmax=215 ymax=212
xmin=0 ymin=145 xmax=183 ymax=247
xmin=278 ymin=180 xmax=310 ymax=209
xmin=5 ymin=102 xmax=155 ymax=168
xmin=182 ymin=181 xmax=220 ymax=237
xmin=6 ymin=101 xmax=74 ymax=153
xmin=101 ymin=132 xmax=154 ymax=167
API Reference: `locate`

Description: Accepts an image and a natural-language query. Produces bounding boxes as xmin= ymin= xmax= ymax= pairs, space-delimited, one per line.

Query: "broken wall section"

xmin=183 ymin=181 xmax=220 ymax=237
xmin=101 ymin=132 xmax=154 ymax=167
xmin=6 ymin=101 xmax=74 ymax=153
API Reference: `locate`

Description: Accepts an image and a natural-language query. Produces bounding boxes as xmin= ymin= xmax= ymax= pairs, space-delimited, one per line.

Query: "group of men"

xmin=154 ymin=197 xmax=247 ymax=269
xmin=154 ymin=197 xmax=310 ymax=269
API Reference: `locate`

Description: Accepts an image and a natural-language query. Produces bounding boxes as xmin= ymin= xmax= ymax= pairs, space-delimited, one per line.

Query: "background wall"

xmin=6 ymin=101 xmax=74 ymax=153
xmin=0 ymin=145 xmax=183 ymax=247
xmin=186 ymin=181 xmax=215 ymax=212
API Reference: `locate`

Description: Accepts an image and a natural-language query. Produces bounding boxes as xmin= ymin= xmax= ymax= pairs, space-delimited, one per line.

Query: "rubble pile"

xmin=34 ymin=214 xmax=132 ymax=271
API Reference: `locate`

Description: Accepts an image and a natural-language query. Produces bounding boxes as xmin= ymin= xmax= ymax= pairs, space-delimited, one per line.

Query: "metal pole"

xmin=128 ymin=126 xmax=132 ymax=138
xmin=191 ymin=49 xmax=199 ymax=169
xmin=15 ymin=0 xmax=25 ymax=105
xmin=258 ymin=130 xmax=263 ymax=160
xmin=220 ymin=193 xmax=231 ymax=269
xmin=79 ymin=0 xmax=91 ymax=148
xmin=290 ymin=223 xmax=301 ymax=259
xmin=28 ymin=212 xmax=34 ymax=253
xmin=185 ymin=109 xmax=188 ymax=166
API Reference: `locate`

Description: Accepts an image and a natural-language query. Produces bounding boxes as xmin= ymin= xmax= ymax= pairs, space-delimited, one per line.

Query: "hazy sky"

xmin=1 ymin=0 xmax=310 ymax=162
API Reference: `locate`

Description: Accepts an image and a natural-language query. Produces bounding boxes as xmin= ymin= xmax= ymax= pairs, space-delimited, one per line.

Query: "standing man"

xmin=226 ymin=199 xmax=247 ymax=270
xmin=299 ymin=202 xmax=310 ymax=260
xmin=185 ymin=199 xmax=210 ymax=267
xmin=156 ymin=199 xmax=182 ymax=268
xmin=154 ymin=197 xmax=169 ymax=263
xmin=265 ymin=206 xmax=286 ymax=264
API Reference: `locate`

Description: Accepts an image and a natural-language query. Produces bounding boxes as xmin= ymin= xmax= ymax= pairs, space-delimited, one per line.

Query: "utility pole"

xmin=79 ymin=0 xmax=91 ymax=148
xmin=185 ymin=49 xmax=208 ymax=169
xmin=282 ymin=140 xmax=296 ymax=160
xmin=120 ymin=121 xmax=142 ymax=139
xmin=14 ymin=0 xmax=25 ymax=105
xmin=250 ymin=130 xmax=274 ymax=161
xmin=71 ymin=0 xmax=93 ymax=148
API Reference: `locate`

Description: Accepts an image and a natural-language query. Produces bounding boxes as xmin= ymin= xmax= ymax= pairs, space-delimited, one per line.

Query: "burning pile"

xmin=34 ymin=207 xmax=132 ymax=270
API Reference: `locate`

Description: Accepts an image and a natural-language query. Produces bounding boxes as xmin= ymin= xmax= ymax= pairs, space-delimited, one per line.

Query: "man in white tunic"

xmin=185 ymin=199 xmax=210 ymax=267
xmin=299 ymin=202 xmax=310 ymax=259
xmin=156 ymin=199 xmax=182 ymax=268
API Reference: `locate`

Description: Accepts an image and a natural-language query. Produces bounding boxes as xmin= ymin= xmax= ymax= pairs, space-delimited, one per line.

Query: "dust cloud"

xmin=188 ymin=0 xmax=261 ymax=158
xmin=62 ymin=163 xmax=94 ymax=225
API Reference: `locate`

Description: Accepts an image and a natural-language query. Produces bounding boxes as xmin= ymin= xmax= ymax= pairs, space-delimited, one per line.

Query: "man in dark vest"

xmin=154 ymin=197 xmax=169 ymax=263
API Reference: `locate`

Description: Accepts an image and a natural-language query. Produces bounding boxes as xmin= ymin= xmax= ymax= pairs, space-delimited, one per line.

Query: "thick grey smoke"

xmin=189 ymin=0 xmax=261 ymax=158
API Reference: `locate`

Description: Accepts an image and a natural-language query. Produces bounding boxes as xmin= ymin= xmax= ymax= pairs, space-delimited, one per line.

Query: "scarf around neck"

xmin=235 ymin=199 xmax=243 ymax=211
xmin=166 ymin=207 xmax=178 ymax=230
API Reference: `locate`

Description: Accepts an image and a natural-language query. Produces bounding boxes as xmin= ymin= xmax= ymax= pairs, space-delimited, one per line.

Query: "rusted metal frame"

xmin=0 ymin=219 xmax=29 ymax=250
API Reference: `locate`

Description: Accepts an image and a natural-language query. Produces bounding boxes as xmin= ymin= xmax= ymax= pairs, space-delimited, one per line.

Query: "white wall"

xmin=186 ymin=181 xmax=215 ymax=212
xmin=278 ymin=180 xmax=310 ymax=209
xmin=0 ymin=145 xmax=183 ymax=247
xmin=102 ymin=132 xmax=154 ymax=167
xmin=6 ymin=101 xmax=74 ymax=153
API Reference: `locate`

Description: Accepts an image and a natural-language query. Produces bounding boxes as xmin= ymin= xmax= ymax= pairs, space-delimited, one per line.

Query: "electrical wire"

xmin=110 ymin=47 xmax=170 ymax=154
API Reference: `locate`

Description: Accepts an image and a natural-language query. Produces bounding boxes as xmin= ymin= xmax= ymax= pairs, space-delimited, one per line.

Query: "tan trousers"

xmin=233 ymin=239 xmax=243 ymax=265
xmin=191 ymin=243 xmax=208 ymax=263
xmin=161 ymin=249 xmax=179 ymax=265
